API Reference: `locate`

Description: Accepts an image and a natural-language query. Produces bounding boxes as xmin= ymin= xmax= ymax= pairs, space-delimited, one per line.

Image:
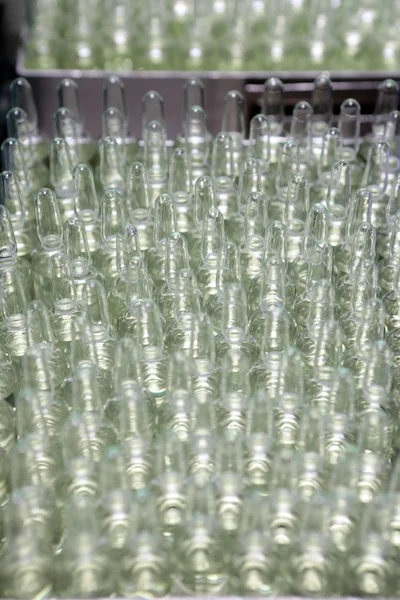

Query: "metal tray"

xmin=16 ymin=50 xmax=400 ymax=139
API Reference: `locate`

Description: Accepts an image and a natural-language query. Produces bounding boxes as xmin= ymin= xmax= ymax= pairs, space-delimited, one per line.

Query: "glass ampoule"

xmin=275 ymin=346 xmax=305 ymax=449
xmin=98 ymin=444 xmax=133 ymax=555
xmin=57 ymin=78 xmax=94 ymax=162
xmin=131 ymin=299 xmax=167 ymax=405
xmin=263 ymin=76 xmax=285 ymax=141
xmin=0 ymin=170 xmax=35 ymax=260
xmin=1 ymin=137 xmax=34 ymax=224
xmin=3 ymin=134 xmax=44 ymax=221
xmin=244 ymin=389 xmax=274 ymax=494
xmin=72 ymin=0 xmax=99 ymax=70
xmin=214 ymin=283 xmax=257 ymax=362
xmin=225 ymin=157 xmax=262 ymax=246
xmin=49 ymin=137 xmax=75 ymax=221
xmin=111 ymin=334 xmax=153 ymax=406
xmin=153 ymin=430 xmax=188 ymax=543
xmin=382 ymin=171 xmax=400 ymax=254
xmin=384 ymin=109 xmax=400 ymax=162
xmin=267 ymin=449 xmax=298 ymax=577
xmin=21 ymin=345 xmax=68 ymax=438
xmin=221 ymin=89 xmax=245 ymax=171
xmin=387 ymin=457 xmax=400 ymax=558
xmin=189 ymin=394 xmax=217 ymax=484
xmin=102 ymin=107 xmax=127 ymax=166
xmin=233 ymin=493 xmax=277 ymax=594
xmin=81 ymin=279 xmax=116 ymax=386
xmin=205 ymin=240 xmax=241 ymax=325
xmin=362 ymin=140 xmax=390 ymax=230
xmin=53 ymin=106 xmax=81 ymax=166
xmin=190 ymin=313 xmax=218 ymax=405
xmin=248 ymin=113 xmax=271 ymax=193
xmin=291 ymin=495 xmax=339 ymax=596
xmin=173 ymin=478 xmax=228 ymax=595
xmin=371 ymin=78 xmax=399 ymax=140
xmin=196 ymin=206 xmax=225 ymax=301
xmin=312 ymin=126 xmax=341 ymax=207
xmin=325 ymin=160 xmax=352 ymax=247
xmin=336 ymin=237 xmax=377 ymax=319
xmin=290 ymin=101 xmax=315 ymax=180
xmin=309 ymin=319 xmax=343 ymax=396
xmin=322 ymin=368 xmax=357 ymax=466
xmin=118 ymin=491 xmax=170 ymax=597
xmin=117 ymin=385 xmax=154 ymax=490
xmin=98 ymin=135 xmax=125 ymax=194
xmin=334 ymin=187 xmax=372 ymax=277
xmin=338 ymin=98 xmax=361 ymax=166
xmin=289 ymin=201 xmax=329 ymax=293
xmin=211 ymin=132 xmax=237 ymax=221
xmin=31 ymin=187 xmax=64 ymax=306
xmin=0 ymin=396 xmax=16 ymax=452
xmin=6 ymin=106 xmax=48 ymax=190
xmin=125 ymin=161 xmax=153 ymax=251
xmin=143 ymin=119 xmax=168 ymax=202
xmin=0 ymin=201 xmax=31 ymax=304
xmin=158 ymin=351 xmax=193 ymax=442
xmin=179 ymin=78 xmax=206 ymax=137
xmin=49 ymin=251 xmax=80 ymax=348
xmin=0 ymin=267 xmax=29 ymax=359
xmin=295 ymin=278 xmax=335 ymax=366
xmin=0 ymin=344 xmax=18 ymax=402
xmin=343 ymin=296 xmax=385 ymax=367
xmin=183 ymin=105 xmax=210 ymax=182
xmin=93 ymin=189 xmax=128 ymax=287
xmin=146 ymin=193 xmax=177 ymax=287
xmin=168 ymin=146 xmax=194 ymax=234
xmin=10 ymin=77 xmax=46 ymax=161
xmin=58 ymin=495 xmax=115 ymax=597
xmin=111 ymin=255 xmax=152 ymax=334
xmin=103 ymin=74 xmax=136 ymax=161
xmin=64 ymin=216 xmax=101 ymax=306
xmin=218 ymin=349 xmax=250 ymax=438
xmin=250 ymin=305 xmax=291 ymax=399
xmin=73 ymin=162 xmax=101 ymax=255
xmin=10 ymin=425 xmax=62 ymax=522
xmin=249 ymin=256 xmax=292 ymax=334
xmin=284 ymin=173 xmax=311 ymax=263
xmin=189 ymin=175 xmax=216 ymax=268
xmin=164 ymin=273 xmax=202 ymax=351
xmin=156 ymin=251 xmax=192 ymax=329
xmin=0 ymin=523 xmax=54 ymax=599
xmin=247 ymin=219 xmax=289 ymax=308
xmin=60 ymin=411 xmax=100 ymax=500
xmin=272 ymin=141 xmax=300 ymax=219
xmin=214 ymin=433 xmax=244 ymax=537
xmin=57 ymin=78 xmax=85 ymax=138
xmin=348 ymin=501 xmax=395 ymax=597
xmin=312 ymin=74 xmax=334 ymax=130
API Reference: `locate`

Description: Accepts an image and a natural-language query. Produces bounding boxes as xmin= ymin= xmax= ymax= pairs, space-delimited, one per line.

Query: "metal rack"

xmin=16 ymin=50 xmax=400 ymax=139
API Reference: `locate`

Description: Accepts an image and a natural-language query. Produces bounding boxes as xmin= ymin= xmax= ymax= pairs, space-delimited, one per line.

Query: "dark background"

xmin=0 ymin=0 xmax=24 ymax=144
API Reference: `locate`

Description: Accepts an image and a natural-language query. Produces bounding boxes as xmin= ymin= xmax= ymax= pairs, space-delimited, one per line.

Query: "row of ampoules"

xmin=2 ymin=172 xmax=400 ymax=386
xmin=1 ymin=342 xmax=400 ymax=599
xmin=3 ymin=78 xmax=400 ymax=240
xmin=6 ymin=74 xmax=400 ymax=161
xmin=25 ymin=0 xmax=400 ymax=70
xmin=1 ymin=426 xmax=399 ymax=598
xmin=1 ymin=394 xmax=400 ymax=599
xmin=1 ymin=74 xmax=400 ymax=598
xmin=2 ymin=131 xmax=400 ymax=403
